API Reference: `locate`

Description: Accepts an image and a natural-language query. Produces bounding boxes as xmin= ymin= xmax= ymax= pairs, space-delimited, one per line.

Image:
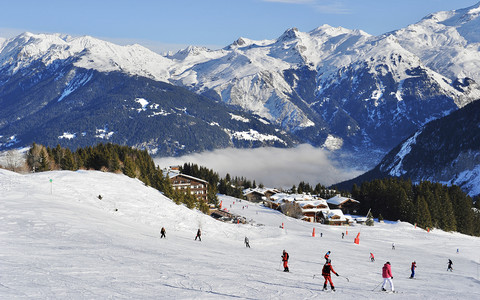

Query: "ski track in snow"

xmin=0 ymin=169 xmax=479 ymax=299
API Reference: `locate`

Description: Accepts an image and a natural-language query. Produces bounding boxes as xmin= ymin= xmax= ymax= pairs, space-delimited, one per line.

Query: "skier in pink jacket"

xmin=381 ymin=262 xmax=395 ymax=292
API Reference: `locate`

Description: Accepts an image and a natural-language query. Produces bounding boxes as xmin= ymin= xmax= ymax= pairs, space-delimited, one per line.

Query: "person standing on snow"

xmin=381 ymin=262 xmax=394 ymax=292
xmin=392 ymin=243 xmax=395 ymax=250
xmin=370 ymin=252 xmax=375 ymax=262
xmin=281 ymin=250 xmax=289 ymax=272
xmin=322 ymin=259 xmax=339 ymax=291
xmin=160 ymin=227 xmax=166 ymax=239
xmin=447 ymin=259 xmax=453 ymax=271
xmin=244 ymin=236 xmax=250 ymax=248
xmin=195 ymin=228 xmax=202 ymax=241
xmin=410 ymin=261 xmax=417 ymax=278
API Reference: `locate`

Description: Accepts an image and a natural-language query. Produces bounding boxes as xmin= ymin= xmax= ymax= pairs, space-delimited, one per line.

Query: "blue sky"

xmin=1 ymin=0 xmax=477 ymax=53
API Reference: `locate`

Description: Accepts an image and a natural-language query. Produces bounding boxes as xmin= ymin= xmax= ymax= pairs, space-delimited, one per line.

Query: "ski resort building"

xmin=265 ymin=193 xmax=353 ymax=225
xmin=165 ymin=169 xmax=208 ymax=202
xmin=320 ymin=209 xmax=350 ymax=225
xmin=295 ymin=199 xmax=329 ymax=223
xmin=243 ymin=187 xmax=279 ymax=203
xmin=326 ymin=194 xmax=360 ymax=215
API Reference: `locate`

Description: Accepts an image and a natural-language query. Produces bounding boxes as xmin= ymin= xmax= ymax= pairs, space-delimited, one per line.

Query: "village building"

xmin=165 ymin=169 xmax=208 ymax=202
xmin=267 ymin=192 xmax=314 ymax=210
xmin=326 ymin=194 xmax=360 ymax=215
xmin=320 ymin=209 xmax=350 ymax=225
xmin=295 ymin=199 xmax=329 ymax=223
xmin=243 ymin=187 xmax=279 ymax=203
xmin=264 ymin=192 xmax=356 ymax=225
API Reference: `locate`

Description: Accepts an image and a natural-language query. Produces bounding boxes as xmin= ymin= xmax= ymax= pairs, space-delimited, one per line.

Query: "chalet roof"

xmin=165 ymin=170 xmax=208 ymax=184
xmin=295 ymin=199 xmax=328 ymax=208
xmin=327 ymin=194 xmax=360 ymax=205
xmin=321 ymin=209 xmax=347 ymax=222
xmin=269 ymin=192 xmax=315 ymax=202
xmin=243 ymin=187 xmax=279 ymax=196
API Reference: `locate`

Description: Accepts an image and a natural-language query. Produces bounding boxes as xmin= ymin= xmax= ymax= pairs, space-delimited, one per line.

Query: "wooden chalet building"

xmin=321 ymin=209 xmax=350 ymax=225
xmin=166 ymin=170 xmax=208 ymax=202
xmin=243 ymin=187 xmax=279 ymax=203
xmin=326 ymin=194 xmax=360 ymax=215
xmin=296 ymin=199 xmax=329 ymax=223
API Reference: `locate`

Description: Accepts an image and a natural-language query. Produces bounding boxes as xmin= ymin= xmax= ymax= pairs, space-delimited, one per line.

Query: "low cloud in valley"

xmin=154 ymin=144 xmax=364 ymax=189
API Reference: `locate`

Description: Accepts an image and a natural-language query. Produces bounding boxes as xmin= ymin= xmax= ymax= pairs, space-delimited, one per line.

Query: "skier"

xmin=322 ymin=259 xmax=339 ymax=291
xmin=392 ymin=242 xmax=395 ymax=250
xmin=342 ymin=232 xmax=344 ymax=239
xmin=381 ymin=262 xmax=395 ymax=292
xmin=410 ymin=261 xmax=416 ymax=278
xmin=195 ymin=228 xmax=202 ymax=241
xmin=160 ymin=227 xmax=166 ymax=239
xmin=245 ymin=236 xmax=250 ymax=248
xmin=281 ymin=250 xmax=289 ymax=272
xmin=447 ymin=259 xmax=453 ymax=271
xmin=324 ymin=251 xmax=331 ymax=262
xmin=370 ymin=252 xmax=375 ymax=262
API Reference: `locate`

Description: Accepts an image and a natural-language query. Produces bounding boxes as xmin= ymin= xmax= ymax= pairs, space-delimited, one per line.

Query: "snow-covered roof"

xmin=270 ymin=193 xmax=314 ymax=202
xmin=321 ymin=209 xmax=347 ymax=222
xmin=295 ymin=199 xmax=328 ymax=209
xmin=164 ymin=169 xmax=208 ymax=184
xmin=327 ymin=194 xmax=359 ymax=205
xmin=243 ymin=187 xmax=279 ymax=196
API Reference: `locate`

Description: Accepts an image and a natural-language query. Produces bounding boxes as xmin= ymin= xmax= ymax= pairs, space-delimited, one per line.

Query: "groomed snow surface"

xmin=1 ymin=169 xmax=479 ymax=299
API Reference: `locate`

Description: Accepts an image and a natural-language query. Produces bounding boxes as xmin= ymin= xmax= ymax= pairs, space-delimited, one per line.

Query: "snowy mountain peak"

xmin=278 ymin=27 xmax=300 ymax=42
xmin=0 ymin=31 xmax=173 ymax=81
xmin=309 ymin=24 xmax=369 ymax=38
xmin=169 ymin=45 xmax=212 ymax=60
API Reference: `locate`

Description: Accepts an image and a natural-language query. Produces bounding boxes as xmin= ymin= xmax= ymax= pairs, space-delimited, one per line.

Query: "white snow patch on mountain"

xmin=57 ymin=72 xmax=93 ymax=102
xmin=447 ymin=163 xmax=480 ymax=197
xmin=323 ymin=134 xmax=343 ymax=151
xmin=385 ymin=130 xmax=422 ymax=176
xmin=58 ymin=132 xmax=76 ymax=140
xmin=231 ymin=129 xmax=285 ymax=144
xmin=95 ymin=127 xmax=114 ymax=139
xmin=229 ymin=113 xmax=250 ymax=123
xmin=135 ymin=98 xmax=149 ymax=112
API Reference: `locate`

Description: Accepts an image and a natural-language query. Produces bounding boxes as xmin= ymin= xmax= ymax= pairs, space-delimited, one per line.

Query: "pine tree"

xmin=366 ymin=211 xmax=374 ymax=226
xmin=61 ymin=148 xmax=76 ymax=170
xmin=415 ymin=195 xmax=433 ymax=230
xmin=123 ymin=156 xmax=136 ymax=178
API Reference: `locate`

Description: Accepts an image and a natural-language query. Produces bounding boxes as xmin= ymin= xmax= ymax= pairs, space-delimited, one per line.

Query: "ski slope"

xmin=0 ymin=169 xmax=479 ymax=299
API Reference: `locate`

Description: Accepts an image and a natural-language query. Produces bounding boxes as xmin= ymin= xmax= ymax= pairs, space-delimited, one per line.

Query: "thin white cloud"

xmin=154 ymin=144 xmax=363 ymax=189
xmin=314 ymin=3 xmax=350 ymax=14
xmin=261 ymin=0 xmax=350 ymax=14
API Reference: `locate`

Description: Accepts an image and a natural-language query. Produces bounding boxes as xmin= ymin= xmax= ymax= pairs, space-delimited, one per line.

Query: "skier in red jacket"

xmin=281 ymin=250 xmax=289 ymax=272
xmin=410 ymin=261 xmax=417 ymax=278
xmin=322 ymin=259 xmax=339 ymax=291
xmin=381 ymin=262 xmax=394 ymax=292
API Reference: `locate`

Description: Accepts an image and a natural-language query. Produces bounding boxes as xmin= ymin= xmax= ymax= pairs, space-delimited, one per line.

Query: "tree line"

xmin=350 ymin=178 xmax=480 ymax=236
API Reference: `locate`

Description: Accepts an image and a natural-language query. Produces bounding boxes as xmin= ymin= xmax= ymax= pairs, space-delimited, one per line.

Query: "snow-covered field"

xmin=1 ymin=169 xmax=479 ymax=299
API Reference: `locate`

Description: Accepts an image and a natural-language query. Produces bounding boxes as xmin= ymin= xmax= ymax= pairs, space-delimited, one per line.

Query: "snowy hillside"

xmin=1 ymin=169 xmax=479 ymax=299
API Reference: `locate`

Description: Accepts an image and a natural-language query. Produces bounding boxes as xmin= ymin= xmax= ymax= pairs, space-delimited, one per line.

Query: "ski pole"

xmin=339 ymin=275 xmax=350 ymax=282
xmin=372 ymin=280 xmax=383 ymax=291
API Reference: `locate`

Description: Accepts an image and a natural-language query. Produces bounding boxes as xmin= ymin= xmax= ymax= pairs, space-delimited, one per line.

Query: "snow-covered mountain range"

xmin=336 ymin=99 xmax=480 ymax=197
xmin=1 ymin=3 xmax=480 ymax=167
